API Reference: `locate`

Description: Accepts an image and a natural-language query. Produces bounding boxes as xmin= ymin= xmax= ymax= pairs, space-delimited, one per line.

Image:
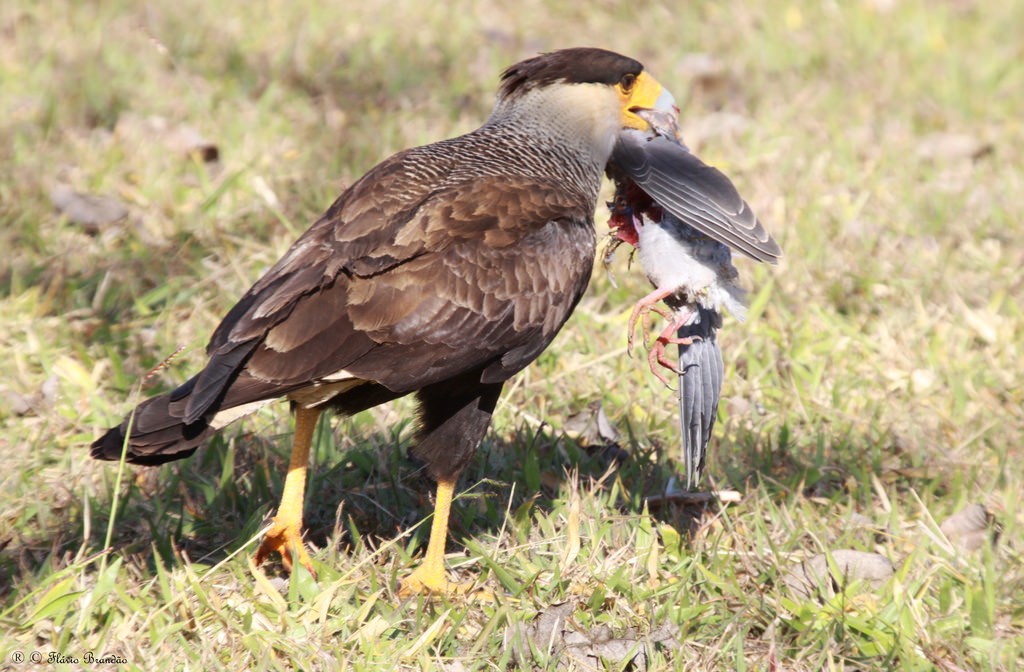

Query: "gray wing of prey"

xmin=612 ymin=134 xmax=781 ymax=264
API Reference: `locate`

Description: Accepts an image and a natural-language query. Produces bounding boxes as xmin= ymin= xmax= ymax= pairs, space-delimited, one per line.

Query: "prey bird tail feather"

xmin=677 ymin=307 xmax=724 ymax=490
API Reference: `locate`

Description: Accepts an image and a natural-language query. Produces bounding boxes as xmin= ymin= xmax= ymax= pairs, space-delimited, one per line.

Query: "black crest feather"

xmin=499 ymin=47 xmax=643 ymax=98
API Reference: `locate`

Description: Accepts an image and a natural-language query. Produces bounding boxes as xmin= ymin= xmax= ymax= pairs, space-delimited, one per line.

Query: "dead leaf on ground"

xmin=1 ymin=388 xmax=33 ymax=416
xmin=50 ymin=184 xmax=127 ymax=234
xmin=782 ymin=549 xmax=895 ymax=599
xmin=167 ymin=124 xmax=219 ymax=162
xmin=0 ymin=375 xmax=58 ymax=417
xmin=115 ymin=113 xmax=220 ymax=163
xmin=564 ymin=401 xmax=629 ymax=462
xmin=564 ymin=400 xmax=620 ymax=446
xmin=506 ymin=600 xmax=681 ymax=670
xmin=39 ymin=375 xmax=58 ymax=408
xmin=916 ymin=132 xmax=993 ymax=162
xmin=939 ymin=503 xmax=994 ymax=552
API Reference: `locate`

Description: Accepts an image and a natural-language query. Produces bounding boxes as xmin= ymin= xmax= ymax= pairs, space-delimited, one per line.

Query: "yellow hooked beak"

xmin=619 ymin=71 xmax=675 ymax=131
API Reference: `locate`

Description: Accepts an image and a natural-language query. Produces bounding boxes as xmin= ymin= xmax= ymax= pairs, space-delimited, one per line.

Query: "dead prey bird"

xmin=606 ymin=103 xmax=780 ymax=488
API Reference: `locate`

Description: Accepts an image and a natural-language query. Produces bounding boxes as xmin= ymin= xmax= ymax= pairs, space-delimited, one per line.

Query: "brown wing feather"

xmin=185 ymin=148 xmax=595 ymax=422
xmin=243 ymin=176 xmax=595 ymax=393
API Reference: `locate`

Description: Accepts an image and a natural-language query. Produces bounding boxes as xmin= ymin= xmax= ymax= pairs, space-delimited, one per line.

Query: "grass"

xmin=2 ymin=0 xmax=1022 ymax=669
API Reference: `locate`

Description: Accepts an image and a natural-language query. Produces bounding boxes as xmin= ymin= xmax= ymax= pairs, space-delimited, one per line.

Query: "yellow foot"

xmin=398 ymin=562 xmax=475 ymax=597
xmin=399 ymin=561 xmax=449 ymax=596
xmin=254 ymin=518 xmax=316 ymax=578
xmin=399 ymin=575 xmax=475 ymax=597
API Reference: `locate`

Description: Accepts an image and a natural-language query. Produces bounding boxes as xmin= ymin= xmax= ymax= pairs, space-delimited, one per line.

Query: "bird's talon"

xmin=398 ymin=575 xmax=477 ymax=599
xmin=648 ymin=342 xmax=682 ymax=385
xmin=627 ymin=289 xmax=675 ymax=358
xmin=665 ymin=334 xmax=700 ymax=346
xmin=254 ymin=519 xmax=317 ymax=578
xmin=650 ymin=364 xmax=676 ymax=389
xmin=399 ymin=564 xmax=474 ymax=597
xmin=398 ymin=575 xmax=445 ymax=597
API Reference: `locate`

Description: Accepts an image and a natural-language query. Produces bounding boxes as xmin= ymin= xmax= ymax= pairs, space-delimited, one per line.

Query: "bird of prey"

xmin=606 ymin=103 xmax=780 ymax=488
xmin=91 ymin=47 xmax=679 ymax=594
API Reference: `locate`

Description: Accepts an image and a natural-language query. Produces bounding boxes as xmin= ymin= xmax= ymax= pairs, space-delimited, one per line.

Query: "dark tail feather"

xmin=677 ymin=307 xmax=724 ymax=490
xmin=182 ymin=341 xmax=257 ymax=424
xmin=91 ymin=388 xmax=213 ymax=465
xmin=91 ymin=371 xmax=295 ymax=465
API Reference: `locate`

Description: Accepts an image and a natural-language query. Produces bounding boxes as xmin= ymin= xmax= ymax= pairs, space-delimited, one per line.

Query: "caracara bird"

xmin=606 ymin=104 xmax=780 ymax=488
xmin=92 ymin=47 xmax=680 ymax=593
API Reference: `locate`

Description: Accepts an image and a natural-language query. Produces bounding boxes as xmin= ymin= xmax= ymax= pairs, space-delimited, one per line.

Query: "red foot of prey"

xmin=647 ymin=316 xmax=700 ymax=387
xmin=628 ymin=288 xmax=700 ymax=387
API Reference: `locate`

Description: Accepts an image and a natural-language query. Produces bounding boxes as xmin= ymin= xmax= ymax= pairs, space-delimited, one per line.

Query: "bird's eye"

xmin=619 ymin=73 xmax=637 ymax=92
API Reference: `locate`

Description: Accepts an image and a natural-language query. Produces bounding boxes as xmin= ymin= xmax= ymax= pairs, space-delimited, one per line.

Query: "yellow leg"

xmin=400 ymin=477 xmax=457 ymax=595
xmin=254 ymin=405 xmax=321 ymax=576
